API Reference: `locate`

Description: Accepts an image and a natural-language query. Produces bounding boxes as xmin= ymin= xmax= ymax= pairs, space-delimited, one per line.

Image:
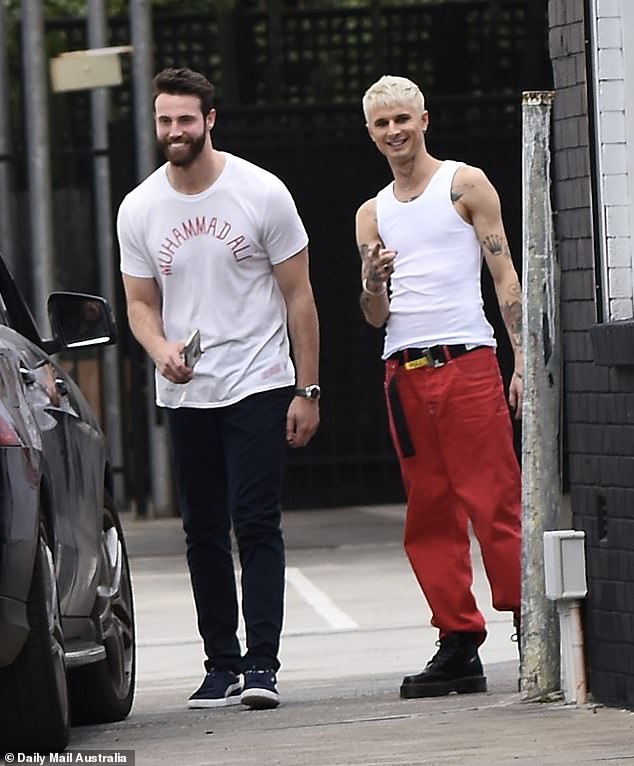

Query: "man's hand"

xmin=509 ymin=371 xmax=523 ymax=420
xmin=152 ymin=338 xmax=193 ymax=384
xmin=364 ymin=243 xmax=396 ymax=292
xmin=286 ymin=397 xmax=319 ymax=448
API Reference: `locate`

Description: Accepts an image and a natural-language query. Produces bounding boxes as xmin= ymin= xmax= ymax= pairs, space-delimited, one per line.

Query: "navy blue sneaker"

xmin=240 ymin=668 xmax=280 ymax=709
xmin=188 ymin=670 xmax=242 ymax=708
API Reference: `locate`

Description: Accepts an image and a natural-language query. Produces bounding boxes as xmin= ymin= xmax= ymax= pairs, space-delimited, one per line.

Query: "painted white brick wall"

xmin=599 ymin=110 xmax=626 ymax=143
xmin=601 ymin=143 xmax=627 ymax=175
xmin=596 ymin=0 xmax=621 ymax=17
xmin=592 ymin=0 xmax=634 ymax=319
xmin=597 ymin=17 xmax=622 ymax=48
xmin=605 ymin=204 xmax=630 ymax=238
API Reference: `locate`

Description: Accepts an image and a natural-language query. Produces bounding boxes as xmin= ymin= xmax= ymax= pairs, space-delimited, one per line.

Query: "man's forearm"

xmin=128 ymin=301 xmax=166 ymax=360
xmin=359 ymin=282 xmax=390 ymax=328
xmin=287 ymin=294 xmax=320 ymax=386
xmin=357 ymin=240 xmax=392 ymax=328
xmin=497 ymin=278 xmax=523 ymax=367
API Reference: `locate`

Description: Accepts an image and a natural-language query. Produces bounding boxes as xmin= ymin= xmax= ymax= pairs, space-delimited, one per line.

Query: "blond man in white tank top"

xmin=355 ymin=75 xmax=522 ymax=699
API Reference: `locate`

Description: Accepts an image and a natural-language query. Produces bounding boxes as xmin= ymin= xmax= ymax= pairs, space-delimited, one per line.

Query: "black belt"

xmin=389 ymin=344 xmax=485 ymax=370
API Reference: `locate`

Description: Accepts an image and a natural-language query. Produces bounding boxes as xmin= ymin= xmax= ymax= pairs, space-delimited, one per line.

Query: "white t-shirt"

xmin=118 ymin=152 xmax=309 ymax=407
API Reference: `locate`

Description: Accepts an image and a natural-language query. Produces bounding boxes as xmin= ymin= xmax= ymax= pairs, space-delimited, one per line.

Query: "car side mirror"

xmin=47 ymin=292 xmax=117 ymax=349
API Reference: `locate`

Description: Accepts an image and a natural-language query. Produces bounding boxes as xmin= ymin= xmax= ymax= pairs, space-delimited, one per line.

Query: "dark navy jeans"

xmin=166 ymin=387 xmax=293 ymax=674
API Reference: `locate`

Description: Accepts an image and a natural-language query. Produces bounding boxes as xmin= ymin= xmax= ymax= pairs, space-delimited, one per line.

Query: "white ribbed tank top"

xmin=376 ymin=160 xmax=496 ymax=359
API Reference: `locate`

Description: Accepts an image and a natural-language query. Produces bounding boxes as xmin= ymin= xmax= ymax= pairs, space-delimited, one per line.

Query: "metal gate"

xmin=7 ymin=1 xmax=552 ymax=509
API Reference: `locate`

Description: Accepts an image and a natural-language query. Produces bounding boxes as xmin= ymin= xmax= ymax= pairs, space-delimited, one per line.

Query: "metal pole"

xmin=520 ymin=90 xmax=561 ymax=699
xmin=87 ymin=0 xmax=126 ymax=509
xmin=0 ymin=2 xmax=16 ymax=271
xmin=21 ymin=0 xmax=55 ymax=332
xmin=130 ymin=0 xmax=155 ymax=181
xmin=129 ymin=0 xmax=173 ymax=516
xmin=267 ymin=0 xmax=283 ymax=104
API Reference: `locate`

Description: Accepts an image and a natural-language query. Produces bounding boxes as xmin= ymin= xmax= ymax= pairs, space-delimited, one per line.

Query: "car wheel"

xmin=69 ymin=495 xmax=136 ymax=724
xmin=0 ymin=516 xmax=70 ymax=755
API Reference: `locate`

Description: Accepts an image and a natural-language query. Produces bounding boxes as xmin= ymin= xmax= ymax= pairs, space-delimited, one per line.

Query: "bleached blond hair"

xmin=362 ymin=75 xmax=426 ymax=122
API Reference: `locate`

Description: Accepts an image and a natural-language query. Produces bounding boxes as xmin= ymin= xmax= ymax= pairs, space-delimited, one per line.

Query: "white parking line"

xmin=286 ymin=567 xmax=358 ymax=630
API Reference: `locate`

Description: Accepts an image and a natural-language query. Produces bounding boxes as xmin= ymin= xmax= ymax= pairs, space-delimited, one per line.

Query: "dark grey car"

xmin=0 ymin=254 xmax=135 ymax=755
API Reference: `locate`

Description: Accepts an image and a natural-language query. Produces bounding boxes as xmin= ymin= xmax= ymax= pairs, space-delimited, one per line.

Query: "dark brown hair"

xmin=152 ymin=67 xmax=215 ymax=116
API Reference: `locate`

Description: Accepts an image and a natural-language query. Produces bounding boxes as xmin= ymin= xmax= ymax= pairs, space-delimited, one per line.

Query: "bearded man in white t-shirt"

xmin=118 ymin=67 xmax=320 ymax=710
xmin=355 ymin=75 xmax=522 ymax=699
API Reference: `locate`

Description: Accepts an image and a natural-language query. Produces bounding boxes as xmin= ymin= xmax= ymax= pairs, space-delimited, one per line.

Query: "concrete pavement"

xmin=65 ymin=505 xmax=634 ymax=765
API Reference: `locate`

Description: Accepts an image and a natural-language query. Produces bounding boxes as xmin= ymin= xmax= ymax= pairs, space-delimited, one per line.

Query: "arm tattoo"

xmin=482 ymin=234 xmax=510 ymax=258
xmin=501 ymin=299 xmax=522 ymax=349
xmin=508 ymin=280 xmax=522 ymax=299
xmin=451 ymin=181 xmax=475 ymax=203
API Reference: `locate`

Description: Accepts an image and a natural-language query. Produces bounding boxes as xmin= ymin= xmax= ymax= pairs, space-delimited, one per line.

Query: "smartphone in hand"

xmin=183 ymin=329 xmax=202 ymax=369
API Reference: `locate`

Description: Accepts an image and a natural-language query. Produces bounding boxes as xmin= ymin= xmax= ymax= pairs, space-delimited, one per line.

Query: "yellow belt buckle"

xmin=404 ymin=356 xmax=429 ymax=371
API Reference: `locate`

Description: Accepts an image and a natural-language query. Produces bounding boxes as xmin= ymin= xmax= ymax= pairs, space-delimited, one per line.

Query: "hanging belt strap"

xmin=387 ymin=375 xmax=415 ymax=458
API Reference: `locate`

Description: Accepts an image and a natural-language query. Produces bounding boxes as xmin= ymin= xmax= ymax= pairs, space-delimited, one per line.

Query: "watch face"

xmin=299 ymin=385 xmax=320 ymax=400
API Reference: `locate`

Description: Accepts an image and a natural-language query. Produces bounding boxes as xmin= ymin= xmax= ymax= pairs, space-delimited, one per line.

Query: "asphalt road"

xmin=59 ymin=505 xmax=634 ymax=766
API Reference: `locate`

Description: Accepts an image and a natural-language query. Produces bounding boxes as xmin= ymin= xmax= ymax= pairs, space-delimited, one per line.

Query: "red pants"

xmin=384 ymin=347 xmax=521 ymax=644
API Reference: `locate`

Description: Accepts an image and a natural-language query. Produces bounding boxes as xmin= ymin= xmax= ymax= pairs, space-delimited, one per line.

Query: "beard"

xmin=158 ymin=130 xmax=207 ymax=168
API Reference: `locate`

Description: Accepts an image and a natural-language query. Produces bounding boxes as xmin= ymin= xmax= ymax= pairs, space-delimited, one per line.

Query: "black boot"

xmin=512 ymin=613 xmax=522 ymax=693
xmin=400 ymin=632 xmax=487 ymax=698
xmin=512 ymin=612 xmax=522 ymax=661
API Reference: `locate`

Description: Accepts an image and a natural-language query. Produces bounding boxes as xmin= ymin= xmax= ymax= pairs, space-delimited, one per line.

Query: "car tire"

xmin=68 ymin=495 xmax=136 ymax=725
xmin=0 ymin=516 xmax=70 ymax=755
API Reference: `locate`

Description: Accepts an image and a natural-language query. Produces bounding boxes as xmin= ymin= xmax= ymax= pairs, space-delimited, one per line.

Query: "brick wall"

xmin=549 ymin=0 xmax=634 ymax=709
xmin=591 ymin=0 xmax=633 ymax=319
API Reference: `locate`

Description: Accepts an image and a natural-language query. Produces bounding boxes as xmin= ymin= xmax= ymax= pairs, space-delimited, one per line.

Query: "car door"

xmin=8 ymin=332 xmax=105 ymax=616
xmin=0 ymin=258 xmax=107 ymax=619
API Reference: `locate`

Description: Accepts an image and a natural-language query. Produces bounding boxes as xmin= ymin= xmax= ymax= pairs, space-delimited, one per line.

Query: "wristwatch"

xmin=294 ymin=384 xmax=321 ymax=401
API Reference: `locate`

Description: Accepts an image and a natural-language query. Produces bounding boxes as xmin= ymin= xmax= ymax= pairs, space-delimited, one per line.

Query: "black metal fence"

xmin=9 ymin=1 xmax=552 ymax=509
